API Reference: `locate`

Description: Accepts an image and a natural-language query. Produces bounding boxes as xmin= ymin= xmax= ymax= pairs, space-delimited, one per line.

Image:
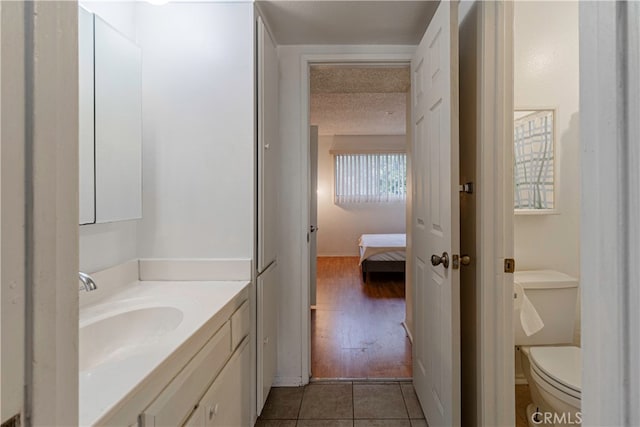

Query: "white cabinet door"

xmin=204 ymin=339 xmax=251 ymax=427
xmin=257 ymin=16 xmax=279 ymax=271
xmin=411 ymin=1 xmax=460 ymax=426
xmin=257 ymin=262 xmax=278 ymax=413
xmin=182 ymin=339 xmax=250 ymax=427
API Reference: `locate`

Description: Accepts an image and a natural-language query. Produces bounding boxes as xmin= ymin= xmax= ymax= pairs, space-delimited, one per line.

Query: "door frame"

xmin=296 ymin=5 xmax=514 ymax=419
xmin=298 ymin=52 xmax=414 ymax=380
xmin=580 ymin=2 xmax=640 ymax=424
xmin=475 ymin=2 xmax=515 ymax=425
xmin=1 ymin=2 xmax=80 ymax=424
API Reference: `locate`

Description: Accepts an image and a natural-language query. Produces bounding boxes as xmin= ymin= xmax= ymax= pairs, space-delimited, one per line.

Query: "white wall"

xmin=513 ymin=1 xmax=580 ymax=279
xmin=84 ymin=4 xmax=256 ymax=422
xmin=78 ymin=1 xmax=139 ymax=272
xmin=79 ymin=221 xmax=139 ymax=272
xmin=277 ymin=45 xmax=415 ymax=385
xmin=136 ymin=2 xmax=255 ymax=260
xmin=80 ymin=2 xmax=256 ymax=272
xmin=316 ymin=135 xmax=406 ymax=256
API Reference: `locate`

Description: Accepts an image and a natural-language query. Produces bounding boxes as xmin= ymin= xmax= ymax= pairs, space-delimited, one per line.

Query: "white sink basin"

xmin=80 ymin=305 xmax=184 ymax=371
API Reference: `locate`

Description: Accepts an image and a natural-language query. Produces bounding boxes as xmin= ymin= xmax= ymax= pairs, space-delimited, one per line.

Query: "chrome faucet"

xmin=79 ymin=272 xmax=98 ymax=292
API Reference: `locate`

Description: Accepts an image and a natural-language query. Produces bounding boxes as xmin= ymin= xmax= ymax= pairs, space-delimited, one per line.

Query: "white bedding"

xmin=358 ymin=233 xmax=406 ymax=264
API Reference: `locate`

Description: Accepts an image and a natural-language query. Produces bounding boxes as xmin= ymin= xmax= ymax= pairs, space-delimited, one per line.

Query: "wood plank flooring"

xmin=311 ymin=257 xmax=412 ymax=379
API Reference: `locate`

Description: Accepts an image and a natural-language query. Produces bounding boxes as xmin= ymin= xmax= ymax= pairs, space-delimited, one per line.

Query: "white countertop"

xmin=79 ymin=279 xmax=249 ymax=426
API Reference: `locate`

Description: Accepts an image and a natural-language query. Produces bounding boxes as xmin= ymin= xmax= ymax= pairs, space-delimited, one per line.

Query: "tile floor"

xmin=256 ymin=382 xmax=428 ymax=427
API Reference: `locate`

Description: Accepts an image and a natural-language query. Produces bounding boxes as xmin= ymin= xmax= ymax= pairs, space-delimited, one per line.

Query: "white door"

xmin=309 ymin=126 xmax=319 ymax=306
xmin=411 ymin=2 xmax=460 ymax=426
xmin=257 ymin=16 xmax=279 ymax=272
xmin=256 ymin=16 xmax=279 ymax=414
xmin=257 ymin=261 xmax=278 ymax=414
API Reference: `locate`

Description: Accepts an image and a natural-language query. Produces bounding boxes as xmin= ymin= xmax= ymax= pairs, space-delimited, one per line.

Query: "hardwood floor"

xmin=311 ymin=257 xmax=412 ymax=379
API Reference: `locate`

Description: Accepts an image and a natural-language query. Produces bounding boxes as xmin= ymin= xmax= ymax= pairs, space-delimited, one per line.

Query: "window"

xmin=334 ymin=153 xmax=407 ymax=204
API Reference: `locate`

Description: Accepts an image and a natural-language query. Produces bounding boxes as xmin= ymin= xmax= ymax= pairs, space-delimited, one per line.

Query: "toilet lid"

xmin=529 ymin=346 xmax=581 ymax=394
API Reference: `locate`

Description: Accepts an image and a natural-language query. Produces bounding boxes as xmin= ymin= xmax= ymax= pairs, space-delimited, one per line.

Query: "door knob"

xmin=430 ymin=252 xmax=449 ymax=269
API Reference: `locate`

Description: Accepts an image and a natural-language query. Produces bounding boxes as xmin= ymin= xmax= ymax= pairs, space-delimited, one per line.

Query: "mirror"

xmin=513 ymin=109 xmax=555 ymax=213
xmin=94 ymin=15 xmax=142 ymax=222
xmin=78 ymin=9 xmax=142 ymax=225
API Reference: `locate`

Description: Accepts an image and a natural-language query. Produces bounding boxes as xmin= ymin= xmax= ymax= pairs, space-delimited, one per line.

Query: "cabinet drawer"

xmin=230 ymin=300 xmax=249 ymax=350
xmin=140 ymin=321 xmax=232 ymax=426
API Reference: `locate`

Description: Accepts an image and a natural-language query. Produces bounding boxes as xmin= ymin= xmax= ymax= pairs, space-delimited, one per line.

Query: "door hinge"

xmin=504 ymin=258 xmax=515 ymax=273
xmin=459 ymin=182 xmax=473 ymax=194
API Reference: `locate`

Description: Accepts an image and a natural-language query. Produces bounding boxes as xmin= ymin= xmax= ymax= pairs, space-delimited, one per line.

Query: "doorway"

xmin=510 ymin=2 xmax=581 ymax=426
xmin=307 ymin=64 xmax=412 ymax=380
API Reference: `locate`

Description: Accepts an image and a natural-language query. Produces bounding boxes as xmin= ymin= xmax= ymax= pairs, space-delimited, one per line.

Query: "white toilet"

xmin=514 ymin=270 xmax=582 ymax=427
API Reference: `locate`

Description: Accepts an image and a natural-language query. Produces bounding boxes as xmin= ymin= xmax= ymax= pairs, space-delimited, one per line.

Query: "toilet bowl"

xmin=513 ymin=271 xmax=581 ymax=427
xmin=520 ymin=346 xmax=581 ymax=426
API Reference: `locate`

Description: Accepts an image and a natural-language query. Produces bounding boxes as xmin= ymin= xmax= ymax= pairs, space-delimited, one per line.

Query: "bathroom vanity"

xmin=79 ymin=261 xmax=251 ymax=426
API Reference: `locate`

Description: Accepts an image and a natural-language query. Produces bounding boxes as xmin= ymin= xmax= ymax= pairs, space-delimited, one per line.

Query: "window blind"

xmin=334 ymin=153 xmax=407 ymax=204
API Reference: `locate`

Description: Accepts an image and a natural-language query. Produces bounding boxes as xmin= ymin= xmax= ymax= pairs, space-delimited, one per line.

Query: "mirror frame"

xmin=513 ymin=108 xmax=558 ymax=215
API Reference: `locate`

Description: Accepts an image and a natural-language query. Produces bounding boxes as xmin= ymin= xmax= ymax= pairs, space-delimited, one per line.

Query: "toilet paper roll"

xmin=514 ymin=283 xmax=544 ymax=336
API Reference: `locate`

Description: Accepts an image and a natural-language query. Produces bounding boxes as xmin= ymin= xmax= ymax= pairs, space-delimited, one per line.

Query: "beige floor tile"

xmin=299 ymin=383 xmax=354 ymax=419
xmin=296 ymin=420 xmax=353 ymax=427
xmin=400 ymin=383 xmax=425 ymax=419
xmin=353 ymin=383 xmax=408 ymax=419
xmin=256 ymin=420 xmax=298 ymax=427
xmin=354 ymin=420 xmax=411 ymax=427
xmin=260 ymin=387 xmax=305 ymax=420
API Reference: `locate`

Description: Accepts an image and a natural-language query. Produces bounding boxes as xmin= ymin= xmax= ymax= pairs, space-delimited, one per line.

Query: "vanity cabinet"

xmin=139 ymin=298 xmax=251 ymax=427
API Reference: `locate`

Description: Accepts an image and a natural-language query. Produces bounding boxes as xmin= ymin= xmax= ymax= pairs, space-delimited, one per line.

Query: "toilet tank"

xmin=514 ymin=270 xmax=579 ymax=346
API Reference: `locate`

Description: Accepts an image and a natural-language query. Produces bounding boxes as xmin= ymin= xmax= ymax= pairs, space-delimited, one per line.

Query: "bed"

xmin=358 ymin=233 xmax=406 ymax=282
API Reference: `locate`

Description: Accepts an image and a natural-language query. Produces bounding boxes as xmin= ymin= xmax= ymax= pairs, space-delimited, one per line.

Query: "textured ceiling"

xmin=311 ymin=66 xmax=410 ymax=93
xmin=310 ymin=67 xmax=409 ymax=136
xmin=256 ymin=1 xmax=439 ymax=45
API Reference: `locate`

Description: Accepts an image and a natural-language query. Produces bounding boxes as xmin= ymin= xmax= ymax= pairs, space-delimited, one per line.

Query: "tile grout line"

xmin=352 ymin=380 xmax=355 ymax=423
xmin=399 ymin=382 xmax=412 ymax=422
xmin=297 ymin=384 xmax=307 ymax=422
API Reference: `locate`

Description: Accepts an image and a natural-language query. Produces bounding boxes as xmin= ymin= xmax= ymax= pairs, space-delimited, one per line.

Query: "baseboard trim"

xmin=310 ymin=377 xmax=412 ymax=383
xmin=273 ymin=376 xmax=305 ymax=387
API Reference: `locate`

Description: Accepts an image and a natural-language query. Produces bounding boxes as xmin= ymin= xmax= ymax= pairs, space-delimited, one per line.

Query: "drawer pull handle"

xmin=209 ymin=403 xmax=219 ymax=420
